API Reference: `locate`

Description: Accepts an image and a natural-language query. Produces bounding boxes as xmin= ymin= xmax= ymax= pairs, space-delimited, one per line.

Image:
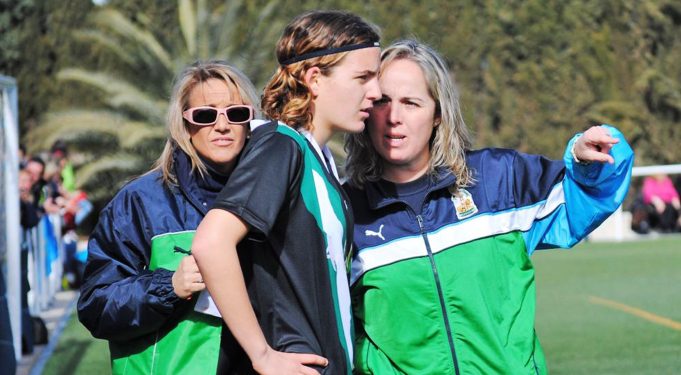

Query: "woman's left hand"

xmin=573 ymin=126 xmax=620 ymax=164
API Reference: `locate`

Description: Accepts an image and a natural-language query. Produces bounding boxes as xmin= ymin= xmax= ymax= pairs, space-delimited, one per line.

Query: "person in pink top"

xmin=641 ymin=174 xmax=681 ymax=232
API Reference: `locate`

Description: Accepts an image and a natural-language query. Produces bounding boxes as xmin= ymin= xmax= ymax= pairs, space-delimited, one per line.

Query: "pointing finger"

xmin=581 ymin=149 xmax=614 ymax=164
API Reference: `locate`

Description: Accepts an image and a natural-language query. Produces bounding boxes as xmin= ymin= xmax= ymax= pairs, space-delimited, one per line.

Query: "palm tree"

xmin=28 ymin=0 xmax=283 ymax=203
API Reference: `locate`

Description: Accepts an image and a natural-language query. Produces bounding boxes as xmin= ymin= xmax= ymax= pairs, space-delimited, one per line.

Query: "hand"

xmin=65 ymin=198 xmax=80 ymax=214
xmin=573 ymin=126 xmax=620 ymax=164
xmin=252 ymin=347 xmax=328 ymax=375
xmin=672 ymin=198 xmax=681 ymax=211
xmin=172 ymin=255 xmax=205 ymax=299
xmin=43 ymin=198 xmax=62 ymax=214
xmin=651 ymin=196 xmax=666 ymax=214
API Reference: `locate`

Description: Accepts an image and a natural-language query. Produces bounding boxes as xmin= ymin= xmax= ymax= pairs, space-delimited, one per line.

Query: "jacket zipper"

xmin=417 ymin=214 xmax=460 ymax=375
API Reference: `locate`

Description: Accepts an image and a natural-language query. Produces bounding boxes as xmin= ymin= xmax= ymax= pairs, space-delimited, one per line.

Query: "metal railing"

xmin=25 ymin=215 xmax=65 ymax=314
xmin=2 ymin=74 xmax=67 ymax=363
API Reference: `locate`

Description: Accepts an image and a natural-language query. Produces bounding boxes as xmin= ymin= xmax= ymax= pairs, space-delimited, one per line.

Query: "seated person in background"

xmin=629 ymin=184 xmax=651 ymax=234
xmin=642 ymin=174 xmax=681 ymax=232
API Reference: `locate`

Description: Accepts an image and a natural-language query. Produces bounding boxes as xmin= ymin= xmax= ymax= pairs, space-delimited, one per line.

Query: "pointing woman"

xmin=344 ymin=40 xmax=634 ymax=374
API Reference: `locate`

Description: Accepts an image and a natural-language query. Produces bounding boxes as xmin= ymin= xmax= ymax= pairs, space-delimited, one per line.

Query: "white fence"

xmin=1 ymin=75 xmax=66 ymax=363
xmin=1 ymin=74 xmax=22 ymax=362
xmin=25 ymin=216 xmax=65 ymax=313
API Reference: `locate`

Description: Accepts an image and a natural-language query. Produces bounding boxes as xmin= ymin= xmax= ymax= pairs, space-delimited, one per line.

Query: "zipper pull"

xmin=173 ymin=246 xmax=191 ymax=255
xmin=416 ymin=215 xmax=425 ymax=231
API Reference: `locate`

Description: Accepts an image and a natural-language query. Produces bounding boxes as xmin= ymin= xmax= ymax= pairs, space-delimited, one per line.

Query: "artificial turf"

xmin=534 ymin=235 xmax=681 ymax=374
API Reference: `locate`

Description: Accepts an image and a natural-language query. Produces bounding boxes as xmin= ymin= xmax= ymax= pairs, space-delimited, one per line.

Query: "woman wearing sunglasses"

xmin=78 ymin=60 xmax=258 ymax=374
xmin=343 ymin=40 xmax=634 ymax=374
xmin=191 ymin=10 xmax=381 ymax=375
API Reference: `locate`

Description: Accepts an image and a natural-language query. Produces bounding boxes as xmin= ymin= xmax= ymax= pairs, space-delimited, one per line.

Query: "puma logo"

xmin=365 ymin=224 xmax=385 ymax=241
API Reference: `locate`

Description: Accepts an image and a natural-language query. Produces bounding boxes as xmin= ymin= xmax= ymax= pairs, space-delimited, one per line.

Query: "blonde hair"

xmin=345 ymin=40 xmax=473 ymax=189
xmin=262 ymin=10 xmax=380 ymax=131
xmin=154 ymin=60 xmax=260 ymax=186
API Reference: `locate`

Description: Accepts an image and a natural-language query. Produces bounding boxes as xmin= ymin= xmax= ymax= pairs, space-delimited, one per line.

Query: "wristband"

xmin=571 ymin=134 xmax=590 ymax=165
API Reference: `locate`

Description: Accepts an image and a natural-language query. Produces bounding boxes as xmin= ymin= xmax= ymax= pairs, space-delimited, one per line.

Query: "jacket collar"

xmin=364 ymin=167 xmax=457 ymax=210
xmin=174 ymin=148 xmax=210 ymax=215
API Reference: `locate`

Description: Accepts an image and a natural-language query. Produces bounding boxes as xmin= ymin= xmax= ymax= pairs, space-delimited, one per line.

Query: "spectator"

xmin=50 ymin=140 xmax=76 ymax=194
xmin=60 ymin=187 xmax=93 ymax=289
xmin=25 ymin=156 xmax=60 ymax=215
xmin=25 ymin=155 xmax=63 ymax=300
xmin=18 ymin=143 xmax=28 ymax=169
xmin=630 ymin=187 xmax=651 ymax=234
xmin=642 ymin=174 xmax=681 ymax=232
xmin=26 ymin=146 xmax=91 ymax=289
xmin=19 ymin=168 xmax=41 ymax=354
xmin=19 ymin=168 xmax=40 ymax=228
xmin=25 ymin=156 xmax=46 ymax=204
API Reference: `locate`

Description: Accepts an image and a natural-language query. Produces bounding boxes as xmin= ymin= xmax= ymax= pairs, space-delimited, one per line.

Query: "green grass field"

xmin=41 ymin=313 xmax=109 ymax=375
xmin=43 ymin=236 xmax=680 ymax=374
xmin=534 ymin=236 xmax=681 ymax=374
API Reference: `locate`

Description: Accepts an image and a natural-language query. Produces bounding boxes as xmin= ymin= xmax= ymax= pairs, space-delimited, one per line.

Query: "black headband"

xmin=278 ymin=42 xmax=380 ymax=66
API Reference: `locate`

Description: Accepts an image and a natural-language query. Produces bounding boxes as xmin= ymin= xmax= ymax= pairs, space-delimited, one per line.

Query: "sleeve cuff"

xmin=564 ymin=143 xmax=603 ymax=186
xmin=563 ymin=124 xmax=634 ymax=193
xmin=151 ymin=268 xmax=182 ymax=306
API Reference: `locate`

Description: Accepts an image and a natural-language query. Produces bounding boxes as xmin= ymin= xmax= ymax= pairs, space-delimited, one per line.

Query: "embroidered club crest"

xmin=448 ymin=187 xmax=478 ymax=220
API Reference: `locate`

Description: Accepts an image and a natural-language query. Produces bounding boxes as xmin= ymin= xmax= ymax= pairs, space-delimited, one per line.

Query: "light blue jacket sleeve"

xmin=523 ymin=125 xmax=634 ymax=254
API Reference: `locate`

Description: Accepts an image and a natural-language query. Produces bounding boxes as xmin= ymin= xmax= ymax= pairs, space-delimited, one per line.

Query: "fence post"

xmin=613 ymin=206 xmax=623 ymax=242
xmin=1 ymin=74 xmax=22 ymax=362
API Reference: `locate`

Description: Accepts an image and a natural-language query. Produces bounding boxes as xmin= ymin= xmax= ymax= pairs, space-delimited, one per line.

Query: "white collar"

xmin=299 ymin=129 xmax=340 ymax=181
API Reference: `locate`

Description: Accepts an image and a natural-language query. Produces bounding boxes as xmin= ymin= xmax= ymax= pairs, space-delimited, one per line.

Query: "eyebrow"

xmin=190 ymin=103 xmax=242 ymax=108
xmin=357 ymin=69 xmax=378 ymax=77
xmin=401 ymin=96 xmax=425 ymax=104
xmin=378 ymin=93 xmax=426 ymax=104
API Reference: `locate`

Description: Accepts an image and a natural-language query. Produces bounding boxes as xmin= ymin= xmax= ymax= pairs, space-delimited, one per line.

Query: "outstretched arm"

xmin=192 ymin=209 xmax=327 ymax=375
xmin=523 ymin=125 xmax=634 ymax=252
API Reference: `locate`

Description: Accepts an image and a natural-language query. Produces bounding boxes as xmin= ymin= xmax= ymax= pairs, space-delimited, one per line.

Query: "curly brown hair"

xmin=262 ymin=10 xmax=380 ymax=131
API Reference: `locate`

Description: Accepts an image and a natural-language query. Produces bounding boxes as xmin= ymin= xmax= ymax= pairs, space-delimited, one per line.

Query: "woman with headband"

xmin=191 ymin=10 xmax=381 ymax=375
